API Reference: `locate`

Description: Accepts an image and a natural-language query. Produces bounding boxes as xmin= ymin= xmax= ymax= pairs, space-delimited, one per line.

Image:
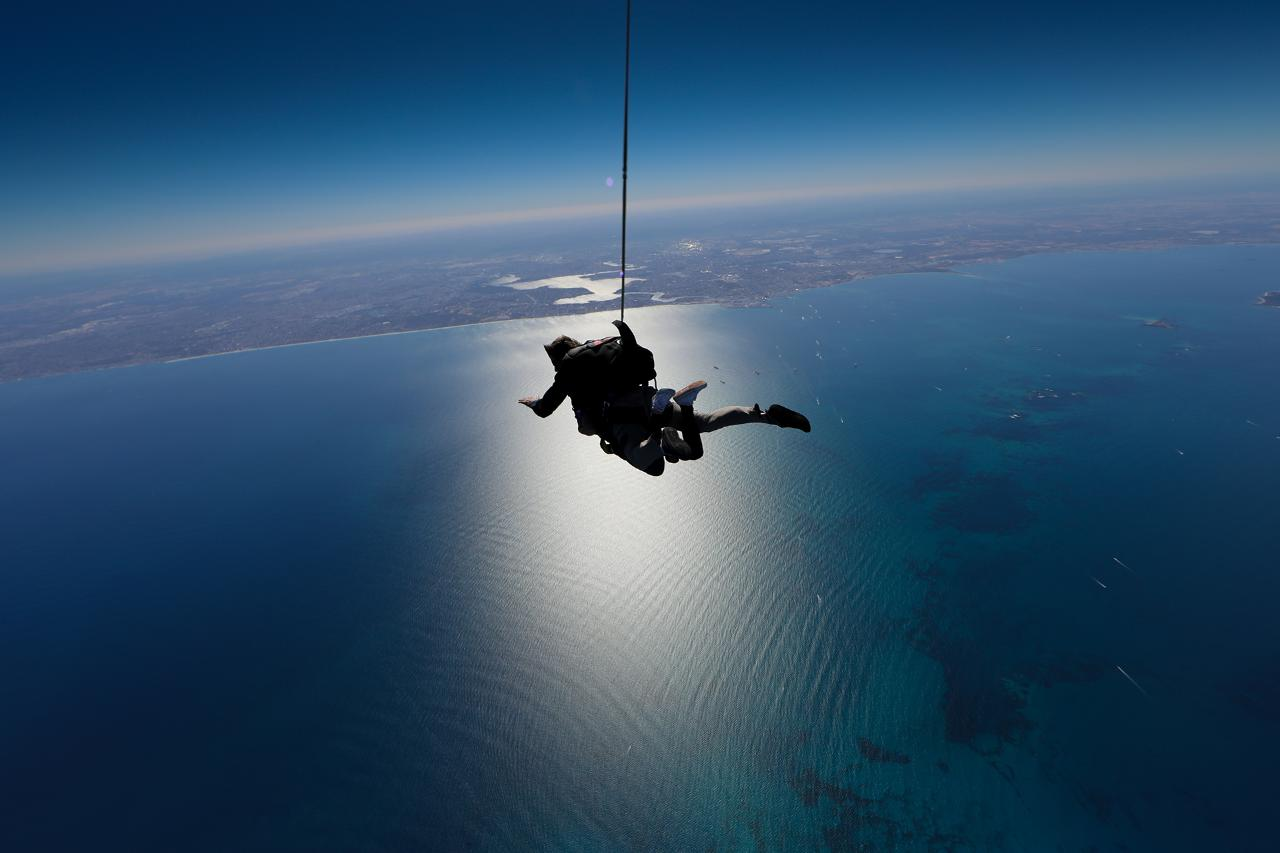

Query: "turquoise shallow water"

xmin=2 ymin=245 xmax=1278 ymax=850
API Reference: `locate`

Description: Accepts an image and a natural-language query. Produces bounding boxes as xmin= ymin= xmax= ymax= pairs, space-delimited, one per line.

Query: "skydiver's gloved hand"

xmin=612 ymin=319 xmax=638 ymax=349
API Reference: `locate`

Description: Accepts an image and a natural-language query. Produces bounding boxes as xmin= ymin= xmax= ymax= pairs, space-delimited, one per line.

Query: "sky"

xmin=3 ymin=0 xmax=1278 ymax=273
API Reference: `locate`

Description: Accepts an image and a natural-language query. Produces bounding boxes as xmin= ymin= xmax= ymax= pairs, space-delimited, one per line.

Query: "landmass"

xmin=1258 ymin=291 xmax=1280 ymax=307
xmin=2 ymin=188 xmax=1279 ymax=382
xmin=1144 ymin=317 xmax=1176 ymax=329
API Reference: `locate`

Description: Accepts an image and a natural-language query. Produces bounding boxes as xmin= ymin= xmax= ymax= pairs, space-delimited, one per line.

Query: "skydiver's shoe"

xmin=765 ymin=404 xmax=811 ymax=432
xmin=651 ymin=387 xmax=676 ymax=414
xmin=673 ymin=380 xmax=707 ymax=407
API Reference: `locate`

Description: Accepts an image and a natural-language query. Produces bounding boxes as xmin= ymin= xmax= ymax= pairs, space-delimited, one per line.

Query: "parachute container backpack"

xmin=555 ymin=335 xmax=657 ymax=398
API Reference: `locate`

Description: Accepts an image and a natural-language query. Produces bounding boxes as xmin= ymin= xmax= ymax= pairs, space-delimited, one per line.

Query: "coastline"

xmin=5 ymin=240 xmax=1277 ymax=387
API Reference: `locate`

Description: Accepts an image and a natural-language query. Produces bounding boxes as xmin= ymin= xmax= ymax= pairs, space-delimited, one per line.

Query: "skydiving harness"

xmin=596 ymin=386 xmax=659 ymax=458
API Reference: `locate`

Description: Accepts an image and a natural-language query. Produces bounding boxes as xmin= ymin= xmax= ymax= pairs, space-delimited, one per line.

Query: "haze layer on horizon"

xmin=4 ymin=0 xmax=1278 ymax=274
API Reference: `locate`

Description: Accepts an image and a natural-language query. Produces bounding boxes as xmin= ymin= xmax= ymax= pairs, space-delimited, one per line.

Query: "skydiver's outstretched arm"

xmin=518 ymin=377 xmax=568 ymax=418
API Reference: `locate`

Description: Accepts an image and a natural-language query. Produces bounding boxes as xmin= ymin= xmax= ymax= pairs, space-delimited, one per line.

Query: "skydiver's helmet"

xmin=544 ymin=335 xmax=581 ymax=368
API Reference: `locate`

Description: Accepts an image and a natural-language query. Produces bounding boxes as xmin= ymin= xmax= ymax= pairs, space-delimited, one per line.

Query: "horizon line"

xmin=5 ymin=166 xmax=1276 ymax=277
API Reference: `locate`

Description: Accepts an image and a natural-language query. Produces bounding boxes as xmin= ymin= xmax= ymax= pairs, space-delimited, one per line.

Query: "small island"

xmin=1144 ymin=317 xmax=1176 ymax=329
xmin=1258 ymin=291 xmax=1280 ymax=307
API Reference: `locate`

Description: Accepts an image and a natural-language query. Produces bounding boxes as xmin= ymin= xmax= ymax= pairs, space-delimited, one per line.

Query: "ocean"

xmin=2 ymin=244 xmax=1277 ymax=850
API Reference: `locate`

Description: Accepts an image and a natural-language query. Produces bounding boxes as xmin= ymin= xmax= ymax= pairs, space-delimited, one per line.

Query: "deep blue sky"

xmin=3 ymin=0 xmax=1278 ymax=271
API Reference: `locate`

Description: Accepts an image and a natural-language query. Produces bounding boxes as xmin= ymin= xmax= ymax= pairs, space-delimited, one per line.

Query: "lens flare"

xmin=605 ymin=177 xmax=614 ymax=188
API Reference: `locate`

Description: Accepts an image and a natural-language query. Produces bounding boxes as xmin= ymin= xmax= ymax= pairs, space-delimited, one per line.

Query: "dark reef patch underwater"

xmin=2 ymin=245 xmax=1278 ymax=850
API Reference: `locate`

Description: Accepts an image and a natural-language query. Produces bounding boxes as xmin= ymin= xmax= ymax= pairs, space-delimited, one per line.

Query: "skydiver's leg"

xmin=692 ymin=403 xmax=768 ymax=432
xmin=670 ymin=400 xmax=705 ymax=460
xmin=654 ymin=402 xmax=762 ymax=462
xmin=696 ymin=403 xmax=811 ymax=432
xmin=661 ymin=401 xmax=810 ymax=438
xmin=611 ymin=422 xmax=665 ymax=476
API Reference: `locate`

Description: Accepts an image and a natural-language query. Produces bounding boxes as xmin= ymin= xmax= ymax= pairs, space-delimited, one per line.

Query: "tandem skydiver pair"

xmin=519 ymin=319 xmax=811 ymax=477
